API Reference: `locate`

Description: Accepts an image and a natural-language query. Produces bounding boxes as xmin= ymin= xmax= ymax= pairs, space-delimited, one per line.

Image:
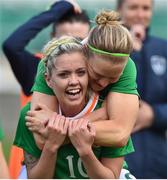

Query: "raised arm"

xmin=2 ymin=1 xmax=73 ymax=95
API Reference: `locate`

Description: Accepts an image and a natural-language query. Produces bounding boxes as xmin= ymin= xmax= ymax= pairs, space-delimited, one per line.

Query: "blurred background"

xmin=0 ymin=0 xmax=167 ymax=160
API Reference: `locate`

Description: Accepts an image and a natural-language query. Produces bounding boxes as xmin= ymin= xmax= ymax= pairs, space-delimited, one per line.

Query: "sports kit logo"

xmin=150 ymin=55 xmax=167 ymax=76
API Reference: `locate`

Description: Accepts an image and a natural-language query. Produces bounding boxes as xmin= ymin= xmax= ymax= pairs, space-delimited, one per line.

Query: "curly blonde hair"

xmin=42 ymin=36 xmax=86 ymax=77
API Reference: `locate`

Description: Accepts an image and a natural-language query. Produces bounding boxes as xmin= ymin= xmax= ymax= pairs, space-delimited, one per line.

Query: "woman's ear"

xmin=45 ymin=73 xmax=52 ymax=88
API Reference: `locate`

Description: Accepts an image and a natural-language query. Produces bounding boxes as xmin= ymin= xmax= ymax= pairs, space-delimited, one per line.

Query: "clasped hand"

xmin=25 ymin=104 xmax=95 ymax=154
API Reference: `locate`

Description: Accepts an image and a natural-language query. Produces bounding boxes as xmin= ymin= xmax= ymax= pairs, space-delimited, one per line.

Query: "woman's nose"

xmin=69 ymin=74 xmax=79 ymax=85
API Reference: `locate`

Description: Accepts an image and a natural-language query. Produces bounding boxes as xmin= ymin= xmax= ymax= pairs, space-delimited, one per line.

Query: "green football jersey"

xmin=14 ymin=102 xmax=134 ymax=178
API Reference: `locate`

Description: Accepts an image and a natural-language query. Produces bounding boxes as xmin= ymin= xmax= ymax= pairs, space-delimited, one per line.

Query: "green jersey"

xmin=14 ymin=102 xmax=134 ymax=179
xmin=31 ymin=58 xmax=139 ymax=96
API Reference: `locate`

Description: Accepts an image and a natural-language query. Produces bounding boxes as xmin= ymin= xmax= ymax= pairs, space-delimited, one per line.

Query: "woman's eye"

xmin=58 ymin=73 xmax=68 ymax=78
xmin=77 ymin=70 xmax=86 ymax=76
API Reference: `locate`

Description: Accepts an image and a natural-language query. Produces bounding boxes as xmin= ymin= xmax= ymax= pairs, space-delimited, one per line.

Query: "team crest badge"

xmin=150 ymin=55 xmax=167 ymax=76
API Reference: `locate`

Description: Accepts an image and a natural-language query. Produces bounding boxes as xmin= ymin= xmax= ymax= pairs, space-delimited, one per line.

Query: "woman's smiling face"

xmin=46 ymin=52 xmax=88 ymax=111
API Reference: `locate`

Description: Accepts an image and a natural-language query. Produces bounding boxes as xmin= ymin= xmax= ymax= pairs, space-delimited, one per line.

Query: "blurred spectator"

xmin=117 ymin=0 xmax=167 ymax=178
xmin=3 ymin=0 xmax=90 ymax=106
xmin=2 ymin=0 xmax=90 ymax=178
xmin=0 ymin=122 xmax=9 ymax=178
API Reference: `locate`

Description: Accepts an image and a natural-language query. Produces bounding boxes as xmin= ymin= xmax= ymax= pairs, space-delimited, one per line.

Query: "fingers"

xmin=26 ymin=119 xmax=41 ymax=132
xmin=27 ymin=112 xmax=90 ymax=136
xmin=71 ymin=118 xmax=83 ymax=132
xmin=73 ymin=3 xmax=81 ymax=13
xmin=25 ymin=116 xmax=42 ymax=127
xmin=88 ymin=123 xmax=96 ymax=137
xmin=64 ymin=118 xmax=70 ymax=133
xmin=27 ymin=126 xmax=39 ymax=132
xmin=58 ymin=115 xmax=65 ymax=129
xmin=48 ymin=114 xmax=69 ymax=135
xmin=68 ymin=118 xmax=89 ymax=137
xmin=26 ymin=109 xmax=44 ymax=119
xmin=48 ymin=113 xmax=57 ymax=127
xmin=65 ymin=0 xmax=82 ymax=13
xmin=80 ymin=118 xmax=89 ymax=128
xmin=27 ymin=110 xmax=36 ymax=117
xmin=25 ymin=115 xmax=35 ymax=123
xmin=55 ymin=115 xmax=67 ymax=134
xmin=68 ymin=120 xmax=73 ymax=136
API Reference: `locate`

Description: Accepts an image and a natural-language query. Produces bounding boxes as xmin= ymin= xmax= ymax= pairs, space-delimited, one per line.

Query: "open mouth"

xmin=65 ymin=88 xmax=82 ymax=100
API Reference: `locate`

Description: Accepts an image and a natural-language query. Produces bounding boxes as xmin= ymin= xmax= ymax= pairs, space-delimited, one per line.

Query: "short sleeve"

xmin=14 ymin=103 xmax=41 ymax=158
xmin=110 ymin=58 xmax=139 ymax=95
xmin=101 ymin=58 xmax=139 ymax=98
xmin=31 ymin=60 xmax=55 ymax=95
xmin=100 ymin=137 xmax=134 ymax=158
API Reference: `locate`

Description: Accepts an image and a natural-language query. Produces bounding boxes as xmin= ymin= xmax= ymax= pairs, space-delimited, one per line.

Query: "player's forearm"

xmin=27 ymin=142 xmax=58 ymax=179
xmin=93 ymin=120 xmax=129 ymax=147
xmin=79 ymin=149 xmax=116 ymax=179
xmin=33 ymin=133 xmax=45 ymax=150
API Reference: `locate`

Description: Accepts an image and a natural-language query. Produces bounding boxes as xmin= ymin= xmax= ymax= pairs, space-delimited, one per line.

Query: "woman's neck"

xmin=60 ymin=100 xmax=86 ymax=118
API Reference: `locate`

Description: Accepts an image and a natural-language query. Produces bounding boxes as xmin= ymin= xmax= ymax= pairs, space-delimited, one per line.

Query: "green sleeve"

xmin=13 ymin=103 xmax=41 ymax=158
xmin=101 ymin=58 xmax=139 ymax=98
xmin=100 ymin=137 xmax=134 ymax=158
xmin=31 ymin=60 xmax=55 ymax=95
xmin=95 ymin=101 xmax=135 ymax=157
xmin=100 ymin=137 xmax=134 ymax=170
